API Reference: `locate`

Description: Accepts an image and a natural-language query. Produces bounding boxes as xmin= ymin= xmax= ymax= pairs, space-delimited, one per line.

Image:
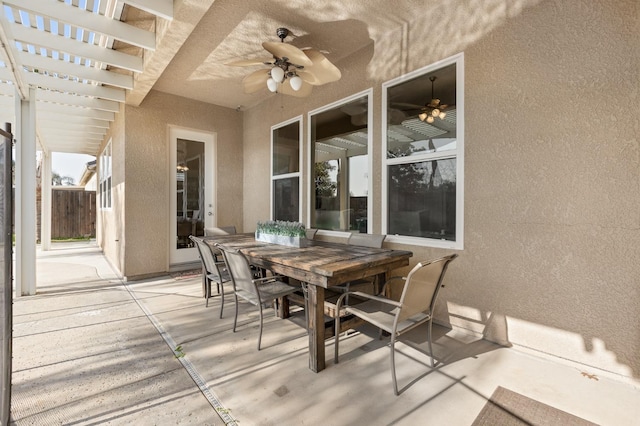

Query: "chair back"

xmin=396 ymin=254 xmax=458 ymax=322
xmin=190 ymin=236 xmax=224 ymax=278
xmin=205 ymin=226 xmax=237 ymax=236
xmin=218 ymin=245 xmax=257 ymax=296
xmin=348 ymin=233 xmax=386 ymax=248
xmin=305 ymin=228 xmax=318 ymax=240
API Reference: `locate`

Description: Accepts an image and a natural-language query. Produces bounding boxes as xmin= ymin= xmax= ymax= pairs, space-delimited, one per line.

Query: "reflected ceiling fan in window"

xmin=389 ymin=75 xmax=454 ymax=124
xmin=226 ymin=27 xmax=341 ymax=97
xmin=418 ymin=76 xmax=450 ymax=123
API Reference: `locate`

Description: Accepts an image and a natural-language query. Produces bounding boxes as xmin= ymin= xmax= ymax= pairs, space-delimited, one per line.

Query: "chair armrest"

xmin=335 ymin=290 xmax=402 ymax=310
xmin=252 ymin=275 xmax=286 ymax=284
xmin=380 ymin=276 xmax=406 ymax=296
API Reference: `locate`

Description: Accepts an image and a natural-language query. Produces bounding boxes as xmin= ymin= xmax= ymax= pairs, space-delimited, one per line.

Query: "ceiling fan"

xmin=226 ymin=27 xmax=341 ymax=97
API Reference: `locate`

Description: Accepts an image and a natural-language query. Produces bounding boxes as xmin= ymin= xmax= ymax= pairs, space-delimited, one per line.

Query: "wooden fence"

xmin=50 ymin=188 xmax=96 ymax=239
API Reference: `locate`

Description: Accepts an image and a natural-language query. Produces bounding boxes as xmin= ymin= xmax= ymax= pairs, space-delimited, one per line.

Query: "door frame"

xmin=169 ymin=126 xmax=216 ymax=265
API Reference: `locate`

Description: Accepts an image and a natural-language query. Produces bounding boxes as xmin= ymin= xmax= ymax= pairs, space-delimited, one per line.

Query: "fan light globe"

xmin=289 ymin=75 xmax=303 ymax=91
xmin=418 ymin=112 xmax=428 ymax=122
xmin=426 ymin=116 xmax=435 ymax=124
xmin=439 ymin=111 xmax=447 ymax=120
xmin=271 ymin=66 xmax=285 ymax=83
xmin=267 ymin=78 xmax=278 ymax=92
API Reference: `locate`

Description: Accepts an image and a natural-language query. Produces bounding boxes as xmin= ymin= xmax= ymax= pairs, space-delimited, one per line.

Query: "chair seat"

xmin=345 ymin=300 xmax=430 ymax=334
xmin=235 ymin=280 xmax=297 ymax=306
xmin=207 ymin=268 xmax=230 ymax=283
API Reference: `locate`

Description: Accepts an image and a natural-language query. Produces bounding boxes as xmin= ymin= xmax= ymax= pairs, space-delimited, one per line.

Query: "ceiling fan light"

xmin=439 ymin=111 xmax=447 ymax=120
xmin=431 ymin=108 xmax=440 ymax=117
xmin=271 ymin=66 xmax=285 ymax=83
xmin=267 ymin=77 xmax=278 ymax=92
xmin=418 ymin=112 xmax=428 ymax=122
xmin=426 ymin=116 xmax=435 ymax=124
xmin=289 ymin=75 xmax=303 ymax=91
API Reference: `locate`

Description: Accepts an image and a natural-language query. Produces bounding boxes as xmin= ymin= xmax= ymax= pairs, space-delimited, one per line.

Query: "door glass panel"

xmin=176 ymin=138 xmax=205 ymax=249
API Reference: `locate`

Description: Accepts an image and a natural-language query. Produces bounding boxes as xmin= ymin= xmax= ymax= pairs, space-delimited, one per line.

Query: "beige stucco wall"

xmin=97 ymin=102 xmax=126 ymax=276
xmin=242 ymin=0 xmax=640 ymax=380
xmin=99 ymin=90 xmax=243 ymax=279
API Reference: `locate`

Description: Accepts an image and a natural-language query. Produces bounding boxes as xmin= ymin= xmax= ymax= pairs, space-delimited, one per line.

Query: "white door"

xmin=169 ymin=127 xmax=216 ymax=264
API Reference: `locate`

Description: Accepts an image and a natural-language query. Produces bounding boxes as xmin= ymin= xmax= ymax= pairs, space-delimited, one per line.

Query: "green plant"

xmin=256 ymin=220 xmax=306 ymax=238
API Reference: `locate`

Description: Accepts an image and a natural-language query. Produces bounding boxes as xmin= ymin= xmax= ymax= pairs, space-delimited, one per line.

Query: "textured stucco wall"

xmin=122 ymin=90 xmax=243 ymax=278
xmin=98 ymin=101 xmax=126 ymax=276
xmin=242 ymin=0 xmax=640 ymax=379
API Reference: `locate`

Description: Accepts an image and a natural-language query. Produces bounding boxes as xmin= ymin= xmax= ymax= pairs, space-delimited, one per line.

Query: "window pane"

xmin=273 ymin=177 xmax=299 ymax=222
xmin=273 ymin=121 xmax=300 ymax=175
xmin=388 ymin=158 xmax=456 ymax=240
xmin=310 ymin=94 xmax=368 ymax=231
xmin=387 ymin=64 xmax=456 ymax=159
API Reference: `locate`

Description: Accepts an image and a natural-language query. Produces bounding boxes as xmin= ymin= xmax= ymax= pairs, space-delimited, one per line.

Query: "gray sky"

xmin=52 ymin=152 xmax=95 ymax=184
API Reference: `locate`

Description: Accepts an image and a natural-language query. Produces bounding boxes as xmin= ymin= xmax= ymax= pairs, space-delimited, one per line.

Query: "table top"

xmin=204 ymin=233 xmax=413 ymax=288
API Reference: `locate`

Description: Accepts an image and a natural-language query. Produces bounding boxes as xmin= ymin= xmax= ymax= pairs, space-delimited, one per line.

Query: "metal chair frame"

xmin=190 ymin=235 xmax=231 ymax=318
xmin=217 ymin=244 xmax=300 ymax=350
xmin=334 ymin=254 xmax=458 ymax=395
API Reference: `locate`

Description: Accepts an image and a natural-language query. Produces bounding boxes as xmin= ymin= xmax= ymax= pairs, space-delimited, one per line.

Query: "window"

xmin=99 ymin=139 xmax=112 ymax=209
xmin=271 ymin=117 xmax=302 ymax=222
xmin=309 ymin=90 xmax=372 ymax=233
xmin=382 ymin=54 xmax=464 ymax=248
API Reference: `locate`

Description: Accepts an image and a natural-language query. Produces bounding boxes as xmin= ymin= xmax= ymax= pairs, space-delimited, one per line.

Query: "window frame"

xmin=99 ymin=138 xmax=112 ymax=210
xmin=306 ymin=88 xmax=373 ymax=237
xmin=381 ymin=53 xmax=465 ymax=249
xmin=270 ymin=115 xmax=303 ymax=222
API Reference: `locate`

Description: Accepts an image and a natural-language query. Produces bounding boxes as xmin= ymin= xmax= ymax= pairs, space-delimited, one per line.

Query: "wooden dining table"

xmin=204 ymin=233 xmax=413 ymax=372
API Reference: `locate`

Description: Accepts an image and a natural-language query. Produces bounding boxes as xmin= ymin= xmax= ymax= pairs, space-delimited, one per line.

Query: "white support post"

xmin=14 ymin=87 xmax=37 ymax=296
xmin=41 ymin=151 xmax=52 ymax=251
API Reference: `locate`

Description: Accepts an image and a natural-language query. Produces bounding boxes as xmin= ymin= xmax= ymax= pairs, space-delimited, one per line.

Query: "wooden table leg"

xmin=306 ymin=284 xmax=325 ymax=372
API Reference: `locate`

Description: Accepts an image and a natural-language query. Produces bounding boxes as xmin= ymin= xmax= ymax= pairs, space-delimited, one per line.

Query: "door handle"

xmin=208 ymin=212 xmax=213 ymax=216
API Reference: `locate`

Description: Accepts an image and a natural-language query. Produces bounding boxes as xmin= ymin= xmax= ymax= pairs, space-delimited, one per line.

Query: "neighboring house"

xmin=79 ymin=160 xmax=97 ymax=191
xmin=6 ymin=1 xmax=640 ymax=388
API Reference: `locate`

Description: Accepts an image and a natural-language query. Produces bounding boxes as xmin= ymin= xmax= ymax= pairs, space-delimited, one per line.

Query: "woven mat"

xmin=472 ymin=386 xmax=599 ymax=426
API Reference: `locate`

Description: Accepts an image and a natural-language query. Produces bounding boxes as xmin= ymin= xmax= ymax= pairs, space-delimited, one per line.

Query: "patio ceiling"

xmin=0 ymin=0 xmax=464 ymax=157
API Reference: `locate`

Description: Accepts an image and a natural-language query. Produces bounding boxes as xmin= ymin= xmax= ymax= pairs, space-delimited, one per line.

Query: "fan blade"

xmin=262 ymin=42 xmax=312 ymax=66
xmin=278 ymin=79 xmax=313 ymax=97
xmin=301 ymin=49 xmax=341 ymax=85
xmin=226 ymin=58 xmax=274 ymax=67
xmin=297 ymin=70 xmax=322 ymax=85
xmin=242 ymin=69 xmax=270 ymax=93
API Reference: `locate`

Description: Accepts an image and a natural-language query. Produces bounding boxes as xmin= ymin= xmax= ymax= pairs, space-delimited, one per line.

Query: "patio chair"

xmin=333 ymin=233 xmax=387 ymax=300
xmin=204 ymin=225 xmax=237 ymax=236
xmin=334 ymin=254 xmax=458 ymax=395
xmin=189 ymin=235 xmax=231 ymax=317
xmin=217 ymin=244 xmax=300 ymax=350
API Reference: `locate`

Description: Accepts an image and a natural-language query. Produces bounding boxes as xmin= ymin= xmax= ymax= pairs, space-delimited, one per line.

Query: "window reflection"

xmin=384 ymin=59 xmax=461 ymax=243
xmin=310 ymin=94 xmax=369 ymax=232
xmin=388 ymin=159 xmax=456 ymax=240
xmin=272 ymin=119 xmax=301 ymax=221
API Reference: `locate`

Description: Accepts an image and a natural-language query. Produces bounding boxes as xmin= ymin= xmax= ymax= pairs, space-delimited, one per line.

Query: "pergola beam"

xmin=2 ymin=0 xmax=156 ymax=50
xmin=26 ymin=73 xmax=125 ymax=102
xmin=37 ymin=103 xmax=115 ymax=121
xmin=122 ymin=0 xmax=173 ymax=21
xmin=9 ymin=23 xmax=144 ymax=73
xmin=19 ymin=52 xmax=133 ymax=90
xmin=36 ymin=90 xmax=120 ymax=112
xmin=39 ymin=115 xmax=110 ymax=128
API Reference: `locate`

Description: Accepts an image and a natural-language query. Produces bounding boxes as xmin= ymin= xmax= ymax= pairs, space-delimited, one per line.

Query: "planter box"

xmin=255 ymin=232 xmax=309 ymax=247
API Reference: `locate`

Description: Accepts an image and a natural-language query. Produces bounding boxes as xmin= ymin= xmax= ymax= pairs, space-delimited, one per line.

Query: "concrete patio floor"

xmin=9 ymin=241 xmax=640 ymax=425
